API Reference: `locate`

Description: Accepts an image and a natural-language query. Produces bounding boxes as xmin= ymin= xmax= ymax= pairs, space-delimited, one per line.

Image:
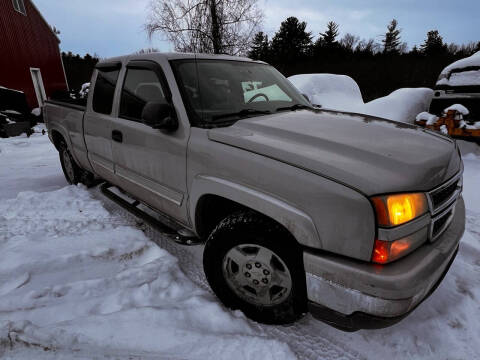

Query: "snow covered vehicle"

xmin=44 ymin=53 xmax=465 ymax=331
xmin=431 ymin=51 xmax=480 ymax=121
xmin=288 ymin=73 xmax=434 ymax=124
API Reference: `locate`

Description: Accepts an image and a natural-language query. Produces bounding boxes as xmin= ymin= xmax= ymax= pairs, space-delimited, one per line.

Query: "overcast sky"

xmin=34 ymin=0 xmax=480 ymax=58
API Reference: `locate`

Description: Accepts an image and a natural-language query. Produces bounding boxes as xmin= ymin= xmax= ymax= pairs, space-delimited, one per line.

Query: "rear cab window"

xmin=92 ymin=65 xmax=121 ymax=115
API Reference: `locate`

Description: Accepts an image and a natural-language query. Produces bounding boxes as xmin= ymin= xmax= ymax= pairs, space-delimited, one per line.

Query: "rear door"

xmin=110 ymin=60 xmax=189 ymax=223
xmin=84 ymin=62 xmax=121 ymax=183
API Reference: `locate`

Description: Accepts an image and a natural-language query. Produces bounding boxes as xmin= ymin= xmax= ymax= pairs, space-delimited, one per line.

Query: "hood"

xmin=208 ymin=110 xmax=461 ymax=195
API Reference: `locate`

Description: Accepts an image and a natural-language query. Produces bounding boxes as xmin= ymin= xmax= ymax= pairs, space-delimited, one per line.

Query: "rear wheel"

xmin=203 ymin=211 xmax=307 ymax=324
xmin=59 ymin=142 xmax=95 ymax=187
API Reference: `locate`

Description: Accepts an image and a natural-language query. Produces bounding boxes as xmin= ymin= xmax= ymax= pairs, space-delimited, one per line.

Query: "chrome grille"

xmin=432 ymin=209 xmax=453 ymax=238
xmin=427 ymin=172 xmax=462 ymax=241
xmin=430 ymin=180 xmax=458 ymax=209
xmin=428 ymin=173 xmax=462 ymax=215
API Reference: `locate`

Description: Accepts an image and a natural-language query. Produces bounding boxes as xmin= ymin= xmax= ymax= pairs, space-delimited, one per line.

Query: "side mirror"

xmin=141 ymin=101 xmax=178 ymax=131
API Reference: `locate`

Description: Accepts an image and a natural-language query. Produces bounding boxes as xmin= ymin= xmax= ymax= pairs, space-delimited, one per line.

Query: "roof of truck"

xmin=98 ymin=52 xmax=266 ymax=65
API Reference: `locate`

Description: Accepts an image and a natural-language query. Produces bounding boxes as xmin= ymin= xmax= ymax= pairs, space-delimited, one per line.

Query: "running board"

xmin=100 ymin=182 xmax=202 ymax=246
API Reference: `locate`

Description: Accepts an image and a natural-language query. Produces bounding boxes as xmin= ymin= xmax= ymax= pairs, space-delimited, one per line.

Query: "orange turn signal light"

xmin=372 ymin=193 xmax=428 ymax=227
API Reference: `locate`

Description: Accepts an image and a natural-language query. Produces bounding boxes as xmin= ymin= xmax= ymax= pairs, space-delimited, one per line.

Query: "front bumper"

xmin=303 ymin=197 xmax=465 ymax=331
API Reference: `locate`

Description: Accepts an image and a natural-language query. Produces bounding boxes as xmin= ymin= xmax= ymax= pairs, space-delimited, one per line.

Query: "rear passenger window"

xmin=119 ymin=68 xmax=166 ymax=121
xmin=92 ymin=68 xmax=120 ymax=115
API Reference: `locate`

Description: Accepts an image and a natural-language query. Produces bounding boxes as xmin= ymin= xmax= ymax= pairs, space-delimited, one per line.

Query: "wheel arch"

xmin=190 ymin=176 xmax=322 ymax=249
xmin=50 ymin=128 xmax=67 ymax=151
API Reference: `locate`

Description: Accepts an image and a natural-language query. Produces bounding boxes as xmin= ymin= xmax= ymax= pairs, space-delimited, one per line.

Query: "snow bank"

xmin=289 ymin=74 xmax=433 ymax=123
xmin=0 ymin=186 xmax=296 ymax=359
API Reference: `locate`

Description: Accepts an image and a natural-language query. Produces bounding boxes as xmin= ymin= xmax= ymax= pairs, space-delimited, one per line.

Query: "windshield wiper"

xmin=212 ymin=109 xmax=272 ymax=121
xmin=276 ymin=104 xmax=312 ymax=112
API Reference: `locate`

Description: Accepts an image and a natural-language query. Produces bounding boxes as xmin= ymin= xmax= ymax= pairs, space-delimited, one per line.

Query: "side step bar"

xmin=100 ymin=182 xmax=202 ymax=246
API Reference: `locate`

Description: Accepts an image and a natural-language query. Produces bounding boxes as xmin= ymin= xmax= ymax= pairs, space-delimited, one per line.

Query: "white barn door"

xmin=30 ymin=68 xmax=47 ymax=107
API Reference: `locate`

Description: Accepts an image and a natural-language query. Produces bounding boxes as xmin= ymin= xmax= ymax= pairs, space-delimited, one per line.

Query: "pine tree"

xmin=382 ymin=19 xmax=401 ymax=54
xmin=321 ymin=21 xmax=339 ymax=46
xmin=421 ymin=30 xmax=447 ymax=56
xmin=248 ymin=32 xmax=269 ymax=60
xmin=270 ymin=17 xmax=312 ymax=63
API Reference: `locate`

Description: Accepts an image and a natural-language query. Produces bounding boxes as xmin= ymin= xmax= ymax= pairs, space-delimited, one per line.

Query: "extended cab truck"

xmin=44 ymin=53 xmax=465 ymax=331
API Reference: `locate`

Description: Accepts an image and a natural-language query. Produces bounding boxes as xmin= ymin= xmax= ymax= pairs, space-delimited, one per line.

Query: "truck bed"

xmin=44 ymin=99 xmax=89 ymax=170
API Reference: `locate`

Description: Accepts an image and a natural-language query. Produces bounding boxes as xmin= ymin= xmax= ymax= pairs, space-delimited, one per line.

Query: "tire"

xmin=203 ymin=211 xmax=307 ymax=324
xmin=59 ymin=142 xmax=96 ymax=187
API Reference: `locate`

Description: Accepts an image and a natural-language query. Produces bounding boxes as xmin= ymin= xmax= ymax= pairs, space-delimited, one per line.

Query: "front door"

xmin=30 ymin=68 xmax=47 ymax=107
xmin=110 ymin=61 xmax=188 ymax=224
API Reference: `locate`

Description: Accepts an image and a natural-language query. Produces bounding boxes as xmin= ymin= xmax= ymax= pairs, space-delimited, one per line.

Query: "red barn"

xmin=0 ymin=0 xmax=68 ymax=109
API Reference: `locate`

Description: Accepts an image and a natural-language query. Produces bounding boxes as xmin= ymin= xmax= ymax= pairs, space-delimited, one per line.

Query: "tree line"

xmin=62 ymin=0 xmax=480 ymax=103
xmin=248 ymin=18 xmax=480 ymax=101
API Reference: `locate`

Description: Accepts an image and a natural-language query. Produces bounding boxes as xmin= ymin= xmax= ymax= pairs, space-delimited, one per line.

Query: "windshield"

xmin=171 ymin=59 xmax=312 ymax=125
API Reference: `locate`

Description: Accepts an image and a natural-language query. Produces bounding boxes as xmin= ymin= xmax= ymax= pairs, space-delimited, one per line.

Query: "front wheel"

xmin=203 ymin=211 xmax=307 ymax=324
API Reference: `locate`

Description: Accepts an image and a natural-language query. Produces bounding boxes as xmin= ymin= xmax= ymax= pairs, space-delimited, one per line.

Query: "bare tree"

xmin=355 ymin=39 xmax=380 ymax=54
xmin=145 ymin=0 xmax=263 ymax=55
xmin=340 ymin=33 xmax=359 ymax=52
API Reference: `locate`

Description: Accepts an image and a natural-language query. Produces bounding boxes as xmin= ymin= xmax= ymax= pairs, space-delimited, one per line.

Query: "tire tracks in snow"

xmin=93 ymin=188 xmax=364 ymax=360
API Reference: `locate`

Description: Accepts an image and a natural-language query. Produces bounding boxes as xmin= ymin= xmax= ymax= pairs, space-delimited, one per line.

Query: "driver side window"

xmin=119 ymin=68 xmax=165 ymax=122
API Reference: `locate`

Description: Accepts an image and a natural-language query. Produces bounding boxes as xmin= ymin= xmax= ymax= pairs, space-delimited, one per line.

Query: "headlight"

xmin=371 ymin=193 xmax=428 ymax=227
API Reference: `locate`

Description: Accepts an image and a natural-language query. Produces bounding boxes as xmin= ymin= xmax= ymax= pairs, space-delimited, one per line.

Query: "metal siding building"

xmin=0 ymin=0 xmax=67 ymax=108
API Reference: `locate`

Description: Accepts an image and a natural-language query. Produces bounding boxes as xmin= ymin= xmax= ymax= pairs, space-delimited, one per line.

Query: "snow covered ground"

xmin=1 ymin=126 xmax=480 ymax=359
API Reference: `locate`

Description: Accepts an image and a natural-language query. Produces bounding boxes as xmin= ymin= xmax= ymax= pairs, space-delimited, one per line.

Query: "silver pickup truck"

xmin=44 ymin=53 xmax=465 ymax=331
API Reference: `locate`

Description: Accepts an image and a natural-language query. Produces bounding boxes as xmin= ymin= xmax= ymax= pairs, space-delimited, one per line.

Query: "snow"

xmin=0 ymin=85 xmax=24 ymax=93
xmin=288 ymin=74 xmax=363 ymax=108
xmin=416 ymin=111 xmax=439 ymax=125
xmin=444 ymin=104 xmax=470 ymax=115
xmin=289 ymin=74 xmax=433 ymax=124
xmin=363 ymin=88 xmax=434 ymax=123
xmin=466 ymin=122 xmax=480 ymax=130
xmin=79 ymin=83 xmax=90 ymax=98
xmin=436 ymin=51 xmax=480 ymax=86
xmin=437 ymin=70 xmax=480 ymax=87
xmin=0 ymin=127 xmax=295 ymax=360
xmin=31 ymin=107 xmax=41 ymax=116
xmin=1 ymin=125 xmax=480 ymax=359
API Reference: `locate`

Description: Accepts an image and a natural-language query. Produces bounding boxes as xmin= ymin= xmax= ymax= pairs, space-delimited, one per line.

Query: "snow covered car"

xmin=44 ymin=53 xmax=465 ymax=331
xmin=431 ymin=51 xmax=480 ymax=121
xmin=288 ymin=73 xmax=434 ymax=124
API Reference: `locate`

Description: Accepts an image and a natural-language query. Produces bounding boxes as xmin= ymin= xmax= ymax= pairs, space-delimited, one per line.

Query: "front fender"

xmin=190 ymin=175 xmax=321 ymax=248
